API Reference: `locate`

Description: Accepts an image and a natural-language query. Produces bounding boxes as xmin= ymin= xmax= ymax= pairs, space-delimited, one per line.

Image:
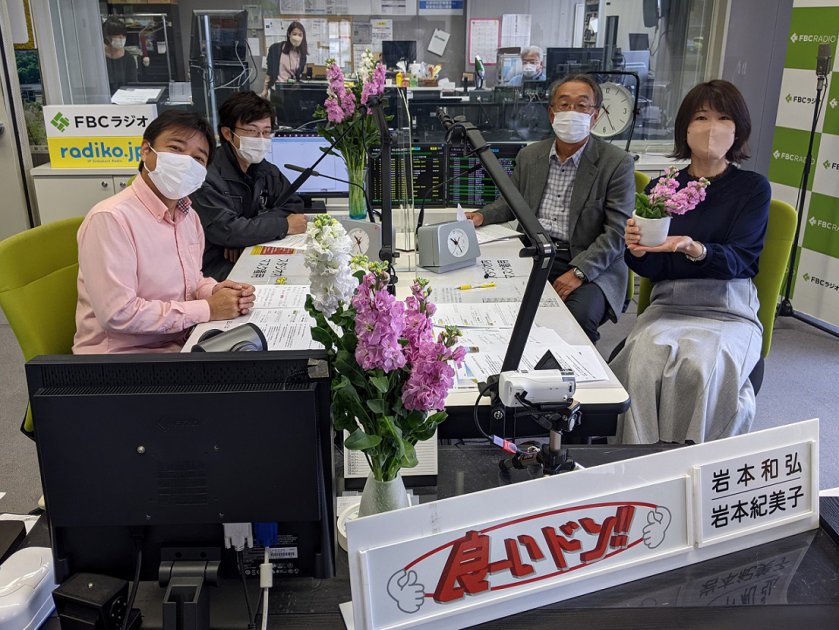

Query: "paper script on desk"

xmin=432 ymin=303 xmax=521 ymax=328
xmin=259 ymin=233 xmax=309 ymax=251
xmin=475 ymin=224 xmax=522 ymax=245
xmin=235 ymin=252 xmax=308 ymax=283
xmin=433 ymin=283 xmax=561 ymax=307
xmin=184 ymin=309 xmax=319 ymax=352
xmin=252 ymin=285 xmax=308 ymax=309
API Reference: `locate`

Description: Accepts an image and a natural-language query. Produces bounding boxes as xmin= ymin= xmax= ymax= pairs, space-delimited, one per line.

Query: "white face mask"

xmin=522 ymin=63 xmax=540 ymax=79
xmin=110 ymin=37 xmax=126 ymax=49
xmin=145 ymin=148 xmax=207 ymax=200
xmin=552 ymin=110 xmax=592 ymax=144
xmin=290 ymin=35 xmax=304 ymax=47
xmin=233 ymin=133 xmax=272 ymax=165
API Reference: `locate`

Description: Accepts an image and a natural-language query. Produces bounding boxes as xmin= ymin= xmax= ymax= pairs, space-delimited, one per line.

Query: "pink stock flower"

xmin=402 ymin=331 xmax=466 ymax=412
xmin=353 ymin=272 xmax=406 ymax=373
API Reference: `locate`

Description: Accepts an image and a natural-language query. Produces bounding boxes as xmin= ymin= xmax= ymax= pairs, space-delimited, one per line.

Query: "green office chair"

xmin=623 ymin=171 xmax=652 ymax=311
xmin=615 ymin=199 xmax=797 ymax=394
xmin=0 ymin=216 xmax=84 ymax=436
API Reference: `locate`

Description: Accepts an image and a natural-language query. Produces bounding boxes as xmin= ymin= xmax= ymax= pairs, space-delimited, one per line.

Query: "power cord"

xmin=121 ymin=540 xmax=142 ymax=630
xmin=472 ymin=381 xmax=521 ymax=455
xmin=259 ymin=547 xmax=272 ymax=630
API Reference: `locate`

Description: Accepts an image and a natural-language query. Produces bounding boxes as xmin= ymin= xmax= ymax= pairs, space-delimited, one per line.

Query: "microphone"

xmin=816 ymin=43 xmax=831 ymax=79
xmin=416 ymin=159 xmax=485 ymax=233
xmin=284 ymin=163 xmax=378 ymax=223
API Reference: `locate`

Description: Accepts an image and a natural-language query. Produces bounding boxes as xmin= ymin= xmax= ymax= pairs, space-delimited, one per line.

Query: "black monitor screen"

xmin=190 ymin=10 xmax=247 ymax=64
xmin=628 ymin=33 xmax=651 ymax=50
xmin=271 ymin=83 xmax=329 ymax=130
xmin=446 ymin=143 xmax=524 ymax=208
xmin=545 ymin=47 xmax=605 ymax=83
xmin=382 ymin=40 xmax=418 ymax=69
xmin=27 ymin=351 xmax=335 ymax=588
xmin=368 ymin=143 xmax=446 ymax=207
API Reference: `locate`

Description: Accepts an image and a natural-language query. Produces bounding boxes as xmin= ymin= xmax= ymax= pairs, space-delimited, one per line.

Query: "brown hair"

xmin=670 ymin=80 xmax=751 ymax=162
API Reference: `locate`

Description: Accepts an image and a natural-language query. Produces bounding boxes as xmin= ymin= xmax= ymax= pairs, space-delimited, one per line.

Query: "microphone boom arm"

xmin=437 ymin=109 xmax=555 ymax=373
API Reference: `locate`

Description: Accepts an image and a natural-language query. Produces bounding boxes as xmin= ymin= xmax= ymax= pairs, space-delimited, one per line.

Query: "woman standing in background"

xmin=262 ymin=21 xmax=308 ymax=96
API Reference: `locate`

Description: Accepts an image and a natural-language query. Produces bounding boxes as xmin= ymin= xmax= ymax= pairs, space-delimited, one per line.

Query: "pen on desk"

xmin=458 ymin=282 xmax=496 ymax=291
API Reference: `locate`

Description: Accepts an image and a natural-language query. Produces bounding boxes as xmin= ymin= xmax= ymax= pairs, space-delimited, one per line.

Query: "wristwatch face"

xmin=573 ymin=267 xmax=586 ymax=281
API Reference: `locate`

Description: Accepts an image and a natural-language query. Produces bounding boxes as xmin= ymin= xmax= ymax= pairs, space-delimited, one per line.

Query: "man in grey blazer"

xmin=467 ymin=75 xmax=634 ymax=342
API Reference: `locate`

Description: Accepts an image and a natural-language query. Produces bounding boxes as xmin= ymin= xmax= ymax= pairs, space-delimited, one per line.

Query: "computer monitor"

xmin=270 ymin=83 xmax=329 ymax=131
xmin=368 ymin=143 xmax=447 ymax=207
xmin=629 ymin=33 xmax=651 ymax=50
xmin=621 ymin=49 xmax=651 ymax=86
xmin=269 ymin=132 xmax=349 ymax=197
xmin=446 ymin=143 xmax=525 ymax=208
xmin=27 ymin=351 xmax=335 ymax=623
xmin=382 ymin=40 xmax=418 ymax=69
xmin=545 ymin=47 xmax=606 ymax=83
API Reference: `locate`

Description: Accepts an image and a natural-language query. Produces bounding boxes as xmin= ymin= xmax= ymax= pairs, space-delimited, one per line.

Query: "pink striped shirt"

xmin=73 ymin=174 xmax=217 ymax=354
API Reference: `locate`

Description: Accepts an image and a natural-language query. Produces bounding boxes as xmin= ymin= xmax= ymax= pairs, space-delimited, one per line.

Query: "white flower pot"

xmin=357 ymin=472 xmax=410 ymax=517
xmin=632 ymin=211 xmax=671 ymax=247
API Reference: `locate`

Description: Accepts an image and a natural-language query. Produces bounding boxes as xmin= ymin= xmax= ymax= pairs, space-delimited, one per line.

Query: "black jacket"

xmin=191 ymin=142 xmax=304 ymax=280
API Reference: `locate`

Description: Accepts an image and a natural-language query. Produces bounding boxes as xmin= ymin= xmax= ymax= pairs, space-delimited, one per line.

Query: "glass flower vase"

xmin=345 ymin=153 xmax=368 ymax=221
xmin=357 ymin=471 xmax=410 ymax=517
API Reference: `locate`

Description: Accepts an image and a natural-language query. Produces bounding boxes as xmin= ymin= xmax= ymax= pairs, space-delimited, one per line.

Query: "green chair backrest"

xmin=0 ymin=217 xmax=84 ymax=433
xmin=635 ymin=199 xmax=797 ymax=358
xmin=627 ymin=171 xmax=652 ymax=305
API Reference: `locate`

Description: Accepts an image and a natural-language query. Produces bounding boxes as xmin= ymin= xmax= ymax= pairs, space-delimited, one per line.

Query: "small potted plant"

xmin=633 ymin=167 xmax=709 ymax=246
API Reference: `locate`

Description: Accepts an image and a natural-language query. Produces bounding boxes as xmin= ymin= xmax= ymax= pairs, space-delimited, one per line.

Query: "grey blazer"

xmin=480 ymin=136 xmax=635 ymax=320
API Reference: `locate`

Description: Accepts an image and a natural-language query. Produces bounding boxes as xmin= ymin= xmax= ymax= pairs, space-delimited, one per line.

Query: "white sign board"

xmin=345 ymin=419 xmax=819 ymax=629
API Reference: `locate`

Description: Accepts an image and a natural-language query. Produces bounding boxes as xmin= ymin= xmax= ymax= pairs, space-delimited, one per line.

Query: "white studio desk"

xmin=184 ymin=235 xmax=630 ymax=426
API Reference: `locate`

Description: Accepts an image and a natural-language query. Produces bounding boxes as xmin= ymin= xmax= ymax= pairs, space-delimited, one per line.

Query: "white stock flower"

xmin=305 ymin=217 xmax=358 ymax=317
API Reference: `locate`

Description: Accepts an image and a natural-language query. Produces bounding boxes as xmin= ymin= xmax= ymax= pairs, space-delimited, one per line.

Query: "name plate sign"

xmin=345 ymin=419 xmax=819 ymax=629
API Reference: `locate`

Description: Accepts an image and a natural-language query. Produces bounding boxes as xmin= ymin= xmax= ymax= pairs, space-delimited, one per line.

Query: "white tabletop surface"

xmin=186 ymin=236 xmax=629 ymax=410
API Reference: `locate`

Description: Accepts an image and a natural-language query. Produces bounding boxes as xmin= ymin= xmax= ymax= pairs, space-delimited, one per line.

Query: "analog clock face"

xmin=348 ymin=228 xmax=370 ymax=255
xmin=447 ymin=228 xmax=470 ymax=258
xmin=591 ymin=82 xmax=634 ymax=138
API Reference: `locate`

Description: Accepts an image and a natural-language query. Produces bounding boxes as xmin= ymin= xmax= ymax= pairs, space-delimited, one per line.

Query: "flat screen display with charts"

xmin=446 ymin=143 xmax=525 ymax=208
xmin=268 ymin=133 xmax=349 ymax=196
xmin=368 ymin=143 xmax=447 ymax=207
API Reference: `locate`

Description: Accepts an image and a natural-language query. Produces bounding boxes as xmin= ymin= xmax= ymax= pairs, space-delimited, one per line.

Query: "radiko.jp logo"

xmin=50 ymin=112 xmax=70 ymax=132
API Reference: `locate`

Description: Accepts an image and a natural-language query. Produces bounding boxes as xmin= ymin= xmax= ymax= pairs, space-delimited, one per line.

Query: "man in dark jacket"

xmin=191 ymin=91 xmax=307 ymax=280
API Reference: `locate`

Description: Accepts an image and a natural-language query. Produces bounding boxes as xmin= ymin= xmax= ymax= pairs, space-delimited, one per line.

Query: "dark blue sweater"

xmin=626 ymin=166 xmax=771 ymax=282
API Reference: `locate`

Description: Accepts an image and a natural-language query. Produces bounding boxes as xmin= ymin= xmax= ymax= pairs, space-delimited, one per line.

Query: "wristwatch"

xmin=572 ymin=267 xmax=587 ymax=282
xmin=685 ymin=242 xmax=707 ymax=262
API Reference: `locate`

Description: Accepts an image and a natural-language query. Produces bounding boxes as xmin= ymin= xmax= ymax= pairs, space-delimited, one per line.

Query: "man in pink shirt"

xmin=74 ymin=110 xmax=255 ymax=354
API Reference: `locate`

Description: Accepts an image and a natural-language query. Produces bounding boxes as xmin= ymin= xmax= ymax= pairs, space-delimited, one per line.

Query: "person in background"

xmin=508 ymin=46 xmax=547 ymax=86
xmin=102 ymin=17 xmax=137 ymax=95
xmin=611 ymin=80 xmax=770 ymax=445
xmin=466 ymin=75 xmax=634 ymax=343
xmin=73 ymin=111 xmax=255 ymax=354
xmin=262 ymin=21 xmax=308 ymax=96
xmin=191 ymin=91 xmax=307 ymax=281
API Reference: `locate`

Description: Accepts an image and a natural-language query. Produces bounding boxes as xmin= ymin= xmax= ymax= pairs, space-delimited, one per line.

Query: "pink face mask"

xmin=687 ymin=120 xmax=736 ymax=161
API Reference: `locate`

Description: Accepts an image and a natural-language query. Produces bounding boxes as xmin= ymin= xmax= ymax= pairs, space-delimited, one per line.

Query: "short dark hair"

xmin=102 ymin=18 xmax=127 ymax=44
xmin=548 ymin=74 xmax=603 ymax=109
xmin=217 ymin=91 xmax=275 ymax=144
xmin=670 ymin=80 xmax=751 ymax=162
xmin=138 ymin=110 xmax=215 ymax=172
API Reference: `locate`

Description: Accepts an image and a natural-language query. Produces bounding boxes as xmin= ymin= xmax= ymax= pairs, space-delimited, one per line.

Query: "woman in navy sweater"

xmin=610 ymin=80 xmax=771 ymax=444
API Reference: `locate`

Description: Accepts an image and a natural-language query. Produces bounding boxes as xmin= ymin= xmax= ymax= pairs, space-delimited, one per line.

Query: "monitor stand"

xmin=301 ymin=197 xmax=327 ymax=213
xmin=159 ymin=547 xmax=221 ymax=630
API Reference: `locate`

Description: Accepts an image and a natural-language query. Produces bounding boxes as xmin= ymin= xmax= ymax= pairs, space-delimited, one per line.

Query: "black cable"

xmin=237 ymin=551 xmax=256 ymax=630
xmin=121 ymin=543 xmax=142 ymax=630
xmin=472 ymin=381 xmax=497 ymax=443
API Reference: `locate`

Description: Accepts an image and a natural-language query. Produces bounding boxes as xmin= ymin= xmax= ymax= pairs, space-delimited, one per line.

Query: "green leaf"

xmin=367 ymin=399 xmax=388 ymax=415
xmin=370 ymin=376 xmax=389 ymax=394
xmin=345 ymin=428 xmax=382 ymax=451
xmin=400 ymin=441 xmax=418 ymax=468
xmin=310 ymin=326 xmax=334 ymax=349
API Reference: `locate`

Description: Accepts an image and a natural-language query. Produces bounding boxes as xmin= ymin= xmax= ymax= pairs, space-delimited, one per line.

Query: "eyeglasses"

xmin=235 ymin=127 xmax=273 ymax=139
xmin=553 ymin=102 xmax=597 ymax=114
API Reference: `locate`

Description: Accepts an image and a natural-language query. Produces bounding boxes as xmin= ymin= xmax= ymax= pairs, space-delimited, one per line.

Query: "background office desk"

xmin=32 ymin=445 xmax=839 ymax=629
xmin=192 ymin=237 xmax=630 ymax=438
